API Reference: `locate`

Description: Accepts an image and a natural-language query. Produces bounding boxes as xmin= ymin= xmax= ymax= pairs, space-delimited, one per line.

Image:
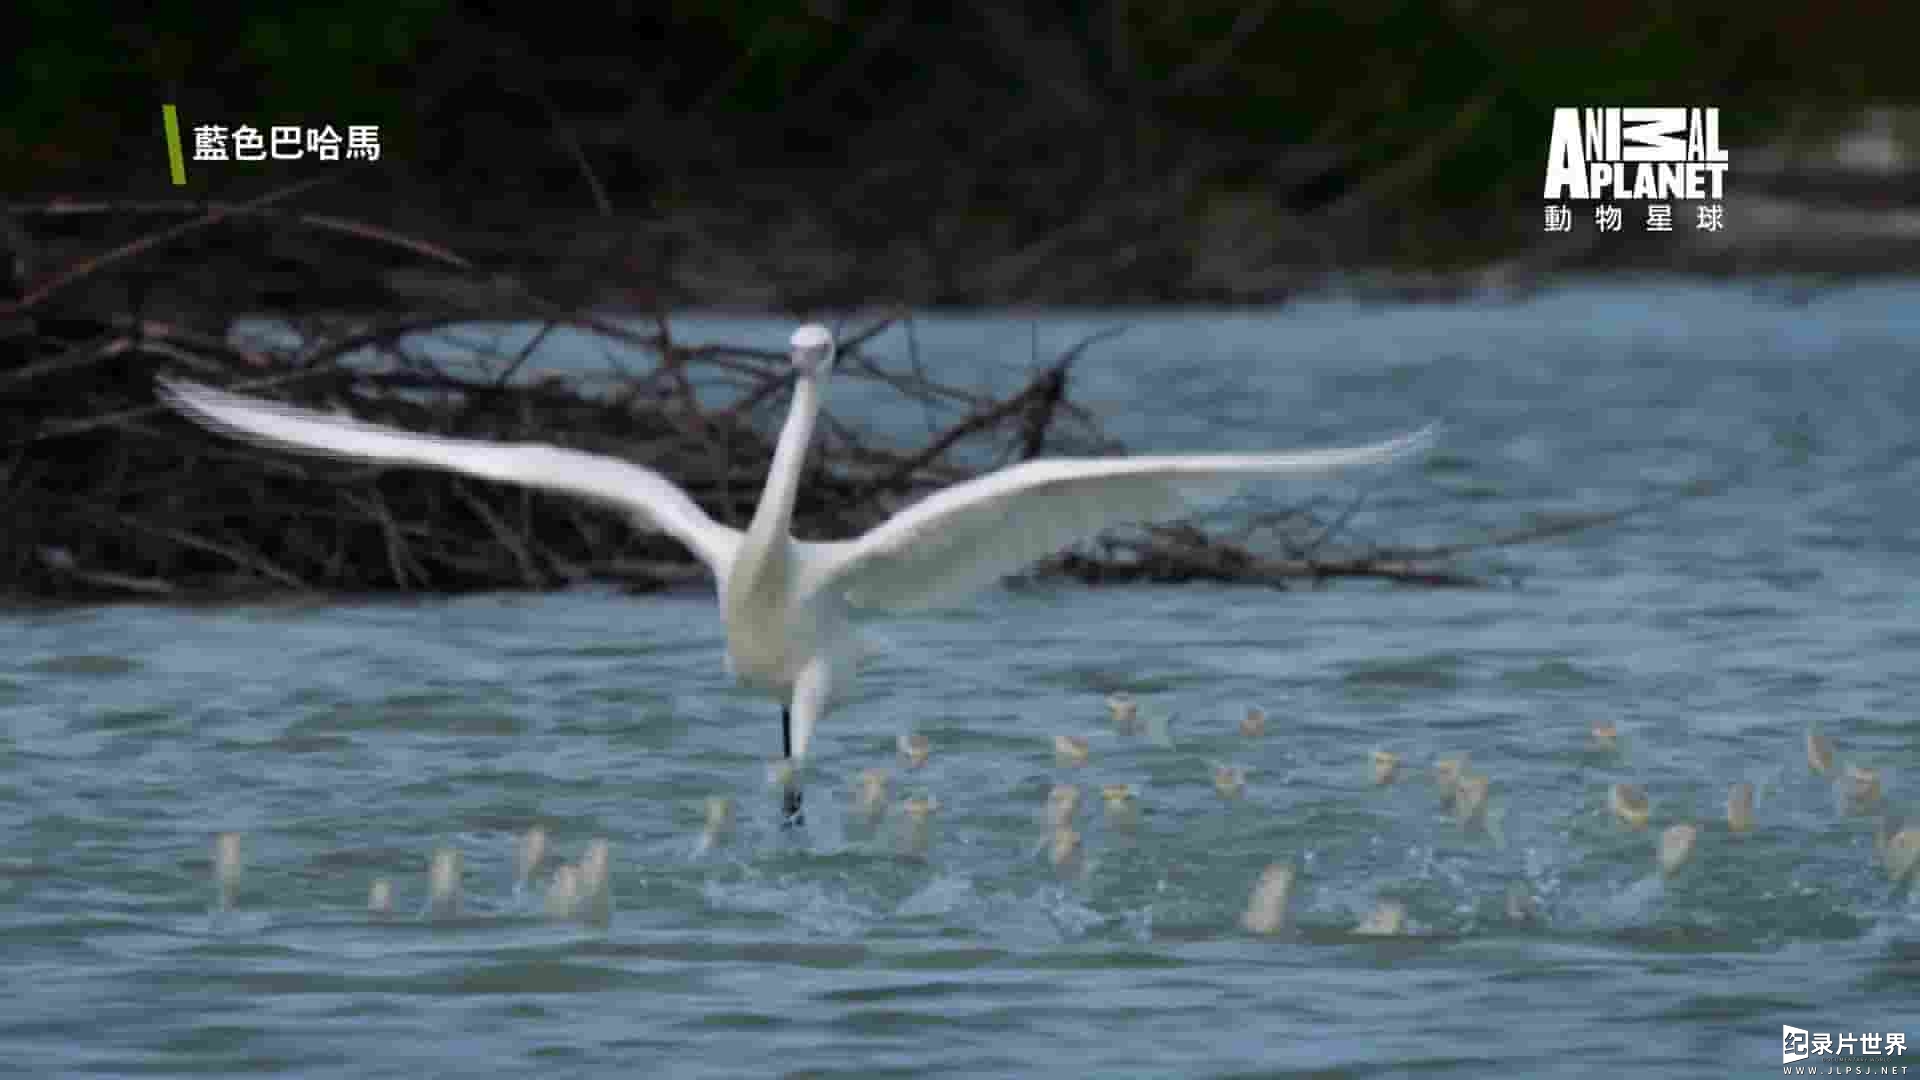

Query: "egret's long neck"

xmin=747 ymin=374 xmax=822 ymax=550
xmin=729 ymin=374 xmax=822 ymax=611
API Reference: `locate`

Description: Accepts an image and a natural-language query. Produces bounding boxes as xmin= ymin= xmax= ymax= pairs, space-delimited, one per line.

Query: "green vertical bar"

xmin=162 ymin=104 xmax=187 ymax=185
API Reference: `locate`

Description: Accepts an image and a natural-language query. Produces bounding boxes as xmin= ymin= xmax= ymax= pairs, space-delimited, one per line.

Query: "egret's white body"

xmin=160 ymin=325 xmax=1435 ymax=823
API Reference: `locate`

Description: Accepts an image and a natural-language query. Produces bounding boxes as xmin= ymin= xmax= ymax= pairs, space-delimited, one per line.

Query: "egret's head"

xmin=790 ymin=324 xmax=836 ymax=377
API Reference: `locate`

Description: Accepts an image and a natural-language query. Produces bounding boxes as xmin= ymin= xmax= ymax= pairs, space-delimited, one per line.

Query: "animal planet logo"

xmin=1543 ymin=107 xmax=1727 ymax=200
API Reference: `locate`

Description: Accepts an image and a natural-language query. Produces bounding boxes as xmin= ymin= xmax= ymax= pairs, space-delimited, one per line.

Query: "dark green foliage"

xmin=7 ymin=2 xmax=448 ymax=186
xmin=3 ymin=4 xmax=1906 ymax=267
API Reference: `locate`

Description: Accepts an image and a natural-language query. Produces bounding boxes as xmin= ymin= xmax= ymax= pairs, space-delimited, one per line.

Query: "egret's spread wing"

xmin=804 ymin=424 xmax=1437 ymax=612
xmin=159 ymin=379 xmax=741 ymax=573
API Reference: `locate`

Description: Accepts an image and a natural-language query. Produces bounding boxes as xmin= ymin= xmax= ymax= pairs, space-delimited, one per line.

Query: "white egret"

xmin=159 ymin=325 xmax=1435 ymax=826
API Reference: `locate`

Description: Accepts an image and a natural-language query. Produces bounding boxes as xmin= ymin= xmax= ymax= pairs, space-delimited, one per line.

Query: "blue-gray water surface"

xmin=7 ymin=281 xmax=1920 ymax=1077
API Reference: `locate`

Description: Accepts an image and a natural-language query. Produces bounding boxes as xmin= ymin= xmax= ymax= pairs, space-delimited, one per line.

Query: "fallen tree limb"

xmin=0 ymin=199 xmax=1707 ymax=604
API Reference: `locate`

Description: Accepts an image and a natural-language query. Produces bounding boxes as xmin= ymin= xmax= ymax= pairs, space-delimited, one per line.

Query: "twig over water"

xmin=0 ymin=197 xmax=1686 ymax=603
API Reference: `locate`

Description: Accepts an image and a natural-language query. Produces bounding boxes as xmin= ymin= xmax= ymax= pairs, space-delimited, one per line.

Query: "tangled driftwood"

xmin=0 ymin=190 xmax=1689 ymax=604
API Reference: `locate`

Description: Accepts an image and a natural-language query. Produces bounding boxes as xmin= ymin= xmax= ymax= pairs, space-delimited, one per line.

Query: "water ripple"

xmin=5 ymin=290 xmax=1920 ymax=1075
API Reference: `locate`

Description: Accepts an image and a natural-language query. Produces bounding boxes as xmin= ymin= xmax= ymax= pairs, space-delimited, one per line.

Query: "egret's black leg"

xmin=781 ymin=706 xmax=805 ymax=828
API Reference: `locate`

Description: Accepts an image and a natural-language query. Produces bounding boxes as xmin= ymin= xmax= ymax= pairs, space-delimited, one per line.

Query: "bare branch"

xmin=4 ymin=178 xmax=339 ymax=316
